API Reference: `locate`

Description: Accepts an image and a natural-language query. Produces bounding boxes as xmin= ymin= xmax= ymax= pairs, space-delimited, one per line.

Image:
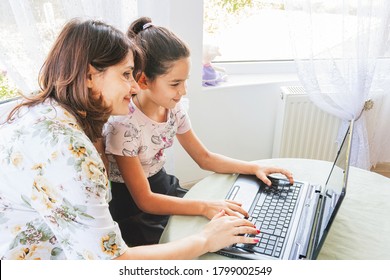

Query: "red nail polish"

xmin=253 ymin=238 xmax=260 ymax=243
xmin=256 ymin=229 xmax=260 ymax=234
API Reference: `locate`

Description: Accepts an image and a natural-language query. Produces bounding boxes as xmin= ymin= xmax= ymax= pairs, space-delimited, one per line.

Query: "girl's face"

xmin=146 ymin=57 xmax=190 ymax=109
xmin=88 ymin=52 xmax=139 ymax=115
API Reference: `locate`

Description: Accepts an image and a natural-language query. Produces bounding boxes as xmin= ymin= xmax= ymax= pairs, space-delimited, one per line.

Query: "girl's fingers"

xmin=225 ymin=199 xmax=242 ymax=206
xmin=224 ymin=205 xmax=249 ymax=218
xmin=266 ymin=168 xmax=294 ymax=184
xmin=224 ymin=208 xmax=243 ymax=218
xmin=257 ymin=173 xmax=272 ymax=186
xmin=224 ymin=200 xmax=249 ymax=218
xmin=212 ymin=209 xmax=226 ymax=220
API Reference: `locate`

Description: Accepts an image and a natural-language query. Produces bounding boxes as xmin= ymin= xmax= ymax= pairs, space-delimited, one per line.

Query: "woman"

xmin=0 ymin=18 xmax=258 ymax=260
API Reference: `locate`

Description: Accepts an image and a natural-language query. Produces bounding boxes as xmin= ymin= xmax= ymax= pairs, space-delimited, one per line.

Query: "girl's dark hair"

xmin=6 ymin=18 xmax=143 ymax=142
xmin=127 ymin=17 xmax=190 ymax=81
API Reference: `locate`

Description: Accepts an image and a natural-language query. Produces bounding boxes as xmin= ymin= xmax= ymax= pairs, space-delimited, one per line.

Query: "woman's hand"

xmin=202 ymin=200 xmax=249 ymax=220
xmin=254 ymin=165 xmax=294 ymax=186
xmin=120 ymin=210 xmax=259 ymax=260
xmin=200 ymin=210 xmax=259 ymax=253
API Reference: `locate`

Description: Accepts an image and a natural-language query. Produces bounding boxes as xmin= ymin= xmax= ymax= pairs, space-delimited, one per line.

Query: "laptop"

xmin=217 ymin=119 xmax=354 ymax=260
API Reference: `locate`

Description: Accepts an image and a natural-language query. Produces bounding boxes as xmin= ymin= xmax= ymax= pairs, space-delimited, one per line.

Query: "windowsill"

xmin=202 ymin=73 xmax=299 ymax=91
xmin=201 ymin=61 xmax=300 ymax=91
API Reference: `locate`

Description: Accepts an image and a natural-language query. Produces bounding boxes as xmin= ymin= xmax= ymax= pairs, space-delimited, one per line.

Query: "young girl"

xmin=0 ymin=18 xmax=259 ymax=260
xmin=103 ymin=17 xmax=294 ymax=246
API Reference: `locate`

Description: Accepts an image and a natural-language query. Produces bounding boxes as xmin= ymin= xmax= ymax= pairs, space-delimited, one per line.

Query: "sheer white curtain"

xmin=0 ymin=0 xmax=137 ymax=94
xmin=0 ymin=0 xmax=181 ymax=174
xmin=285 ymin=0 xmax=390 ymax=169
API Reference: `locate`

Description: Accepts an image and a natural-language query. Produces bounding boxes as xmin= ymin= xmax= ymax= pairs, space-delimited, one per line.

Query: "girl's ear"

xmin=86 ymin=64 xmax=98 ymax=89
xmin=137 ymin=73 xmax=149 ymax=90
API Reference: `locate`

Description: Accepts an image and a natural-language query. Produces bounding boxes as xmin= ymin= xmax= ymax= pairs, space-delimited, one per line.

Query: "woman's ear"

xmin=86 ymin=64 xmax=98 ymax=89
xmin=137 ymin=73 xmax=149 ymax=90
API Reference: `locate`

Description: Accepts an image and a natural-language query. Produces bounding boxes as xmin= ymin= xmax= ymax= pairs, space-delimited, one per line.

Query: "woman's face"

xmin=88 ymin=51 xmax=139 ymax=115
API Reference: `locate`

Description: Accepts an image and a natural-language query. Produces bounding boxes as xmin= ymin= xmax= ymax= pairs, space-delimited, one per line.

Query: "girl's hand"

xmin=202 ymin=200 xmax=249 ymax=220
xmin=254 ymin=165 xmax=294 ymax=186
xmin=200 ymin=210 xmax=259 ymax=253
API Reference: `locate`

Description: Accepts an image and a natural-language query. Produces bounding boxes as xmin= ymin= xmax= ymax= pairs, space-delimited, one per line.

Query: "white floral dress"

xmin=0 ymin=99 xmax=127 ymax=260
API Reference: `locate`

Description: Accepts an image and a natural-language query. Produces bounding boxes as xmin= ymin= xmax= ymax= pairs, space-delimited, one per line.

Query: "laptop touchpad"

xmin=227 ymin=175 xmax=260 ymax=212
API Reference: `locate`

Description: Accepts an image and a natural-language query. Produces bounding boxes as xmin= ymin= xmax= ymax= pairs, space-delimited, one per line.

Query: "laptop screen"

xmin=311 ymin=120 xmax=354 ymax=258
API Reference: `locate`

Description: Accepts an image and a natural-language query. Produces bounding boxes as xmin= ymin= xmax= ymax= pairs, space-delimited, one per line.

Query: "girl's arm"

xmin=177 ymin=129 xmax=294 ymax=186
xmin=114 ymin=155 xmax=247 ymax=217
xmin=114 ymin=210 xmax=259 ymax=260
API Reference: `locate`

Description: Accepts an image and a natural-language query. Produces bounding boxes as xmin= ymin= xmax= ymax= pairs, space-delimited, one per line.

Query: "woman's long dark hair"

xmin=6 ymin=18 xmax=143 ymax=142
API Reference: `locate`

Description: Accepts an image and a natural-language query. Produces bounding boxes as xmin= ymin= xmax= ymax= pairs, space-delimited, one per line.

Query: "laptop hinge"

xmin=306 ymin=191 xmax=326 ymax=259
xmin=290 ymin=184 xmax=322 ymax=259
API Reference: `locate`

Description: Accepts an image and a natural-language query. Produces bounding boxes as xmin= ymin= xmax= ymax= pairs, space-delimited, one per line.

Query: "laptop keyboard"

xmin=237 ymin=180 xmax=302 ymax=258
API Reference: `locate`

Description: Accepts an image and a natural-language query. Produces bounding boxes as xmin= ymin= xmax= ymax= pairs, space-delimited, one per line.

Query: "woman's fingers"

xmin=230 ymin=216 xmax=255 ymax=228
xmin=231 ymin=218 xmax=260 ymax=244
xmin=221 ymin=215 xmax=259 ymax=233
xmin=203 ymin=215 xmax=260 ymax=252
xmin=234 ymin=235 xmax=260 ymax=245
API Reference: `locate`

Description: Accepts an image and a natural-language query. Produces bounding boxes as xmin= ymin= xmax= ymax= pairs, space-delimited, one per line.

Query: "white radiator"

xmin=272 ymin=86 xmax=341 ymax=161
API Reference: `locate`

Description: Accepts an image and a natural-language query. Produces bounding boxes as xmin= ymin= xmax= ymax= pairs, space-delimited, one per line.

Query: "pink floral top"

xmin=103 ymin=98 xmax=191 ymax=182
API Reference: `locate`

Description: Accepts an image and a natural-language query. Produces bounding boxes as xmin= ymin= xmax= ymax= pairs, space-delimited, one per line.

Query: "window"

xmin=0 ymin=0 xmax=137 ymax=101
xmin=203 ymin=0 xmax=390 ymax=63
xmin=203 ymin=0 xmax=293 ymax=62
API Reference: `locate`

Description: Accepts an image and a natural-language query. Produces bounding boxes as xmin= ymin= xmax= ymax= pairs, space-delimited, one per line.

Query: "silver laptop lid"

xmin=311 ymin=119 xmax=354 ymax=258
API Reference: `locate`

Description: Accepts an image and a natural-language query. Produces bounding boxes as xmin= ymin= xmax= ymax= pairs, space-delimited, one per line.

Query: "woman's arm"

xmin=114 ymin=210 xmax=259 ymax=260
xmin=114 ymin=155 xmax=248 ymax=218
xmin=177 ymin=129 xmax=294 ymax=186
xmin=93 ymin=137 xmax=109 ymax=174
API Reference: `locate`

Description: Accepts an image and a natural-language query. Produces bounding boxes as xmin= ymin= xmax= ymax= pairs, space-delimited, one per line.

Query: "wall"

xmin=137 ymin=0 xmax=203 ymax=98
xmin=173 ymin=77 xmax=300 ymax=185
